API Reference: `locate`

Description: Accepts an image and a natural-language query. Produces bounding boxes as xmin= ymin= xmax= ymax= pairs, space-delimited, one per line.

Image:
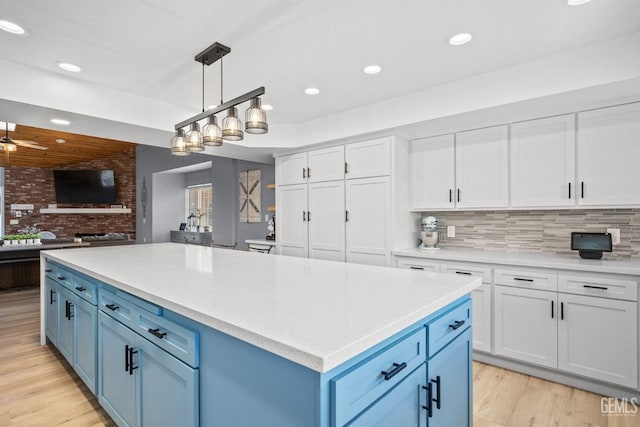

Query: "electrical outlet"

xmin=607 ymin=228 xmax=621 ymax=245
xmin=9 ymin=219 xmax=18 ymax=225
xmin=447 ymin=225 xmax=456 ymax=238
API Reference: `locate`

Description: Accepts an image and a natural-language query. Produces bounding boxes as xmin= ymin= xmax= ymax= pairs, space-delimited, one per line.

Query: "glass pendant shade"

xmin=245 ymin=98 xmax=268 ymax=134
xmin=222 ymin=107 xmax=244 ymax=141
xmin=185 ymin=122 xmax=205 ymax=152
xmin=170 ymin=128 xmax=189 ymax=156
xmin=203 ymin=115 xmax=223 ymax=146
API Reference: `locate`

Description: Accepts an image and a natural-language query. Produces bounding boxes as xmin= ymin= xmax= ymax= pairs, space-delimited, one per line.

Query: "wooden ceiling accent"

xmin=0 ymin=125 xmax=137 ymax=168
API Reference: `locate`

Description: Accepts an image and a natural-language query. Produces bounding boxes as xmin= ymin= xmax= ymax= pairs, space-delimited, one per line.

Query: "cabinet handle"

xmin=128 ymin=346 xmax=138 ymax=375
xmin=45 ymin=268 xmax=52 ymax=273
xmin=307 ymin=211 xmax=311 ymax=222
xmin=514 ymin=277 xmax=534 ymax=282
xmin=581 ymin=181 xmax=584 ymax=199
xmin=75 ymin=286 xmax=86 ymax=292
xmin=344 ymin=162 xmax=349 ymax=175
xmin=449 ymin=189 xmax=452 ymax=203
xmin=457 ymin=189 xmax=460 ymax=202
xmin=431 ymin=376 xmax=441 ymax=410
xmin=583 ymin=284 xmax=608 ymax=291
xmin=303 ymin=211 xmax=306 ymax=222
xmin=455 ymin=271 xmax=471 ymax=275
xmin=449 ymin=320 xmax=466 ymax=330
xmin=302 ymin=168 xmax=306 ymax=179
xmin=345 ymin=210 xmax=349 ymax=222
xmin=105 ymin=303 xmax=119 ymax=311
xmin=561 ymin=302 xmax=564 ymax=320
xmin=65 ymin=300 xmax=69 ymax=319
xmin=551 ymin=300 xmax=554 ymax=318
xmin=50 ymin=289 xmax=56 ymax=305
xmin=410 ymin=266 xmax=425 ymax=270
xmin=381 ymin=362 xmax=407 ymax=381
xmin=307 ymin=167 xmax=310 ymax=178
xmin=568 ymin=182 xmax=571 ymax=199
xmin=125 ymin=345 xmax=130 ymax=373
xmin=422 ymin=383 xmax=433 ymax=418
xmin=148 ymin=328 xmax=167 ymax=339
xmin=58 ymin=276 xmax=66 ymax=281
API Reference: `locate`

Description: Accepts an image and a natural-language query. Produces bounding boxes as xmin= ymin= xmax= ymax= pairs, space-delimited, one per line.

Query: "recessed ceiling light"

xmin=57 ymin=62 xmax=82 ymax=73
xmin=305 ymin=88 xmax=320 ymax=95
xmin=363 ymin=65 xmax=382 ymax=75
xmin=568 ymin=0 xmax=591 ymax=5
xmin=0 ymin=20 xmax=27 ymax=35
xmin=50 ymin=118 xmax=70 ymax=126
xmin=56 ymin=138 xmax=66 ymax=144
xmin=449 ymin=33 xmax=473 ymax=46
xmin=262 ymin=104 xmax=273 ymax=111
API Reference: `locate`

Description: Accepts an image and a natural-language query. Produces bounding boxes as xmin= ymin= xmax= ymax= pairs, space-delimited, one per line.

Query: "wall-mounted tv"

xmin=53 ymin=169 xmax=117 ymax=204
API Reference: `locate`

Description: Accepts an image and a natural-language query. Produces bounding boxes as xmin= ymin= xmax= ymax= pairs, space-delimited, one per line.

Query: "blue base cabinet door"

xmin=57 ymin=286 xmax=75 ymax=365
xmin=138 ymin=339 xmax=198 ymax=427
xmin=44 ymin=279 xmax=58 ymax=343
xmin=99 ymin=312 xmax=137 ymax=427
xmin=348 ymin=364 xmax=427 ymax=427
xmin=426 ymin=328 xmax=472 ymax=427
xmin=75 ymin=297 xmax=97 ymax=394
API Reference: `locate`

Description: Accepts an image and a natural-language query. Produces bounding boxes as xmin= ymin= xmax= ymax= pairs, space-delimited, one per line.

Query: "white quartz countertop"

xmin=42 ymin=243 xmax=480 ymax=373
xmin=393 ymin=247 xmax=640 ymax=276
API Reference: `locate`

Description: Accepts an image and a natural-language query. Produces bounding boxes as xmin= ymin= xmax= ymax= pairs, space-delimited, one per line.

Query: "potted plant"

xmin=3 ymin=235 xmax=15 ymax=245
xmin=33 ymin=233 xmax=41 ymax=245
xmin=18 ymin=234 xmax=27 ymax=245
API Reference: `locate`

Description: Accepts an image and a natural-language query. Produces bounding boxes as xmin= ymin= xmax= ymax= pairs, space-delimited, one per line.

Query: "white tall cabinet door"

xmin=577 ymin=103 xmax=640 ymax=206
xmin=510 ymin=115 xmax=576 ymax=207
xmin=276 ymin=152 xmax=307 ymax=186
xmin=345 ymin=176 xmax=390 ymax=266
xmin=558 ymin=294 xmax=638 ymax=388
xmin=456 ymin=126 xmax=509 ymax=208
xmin=472 ymin=284 xmax=492 ymax=353
xmin=275 ymin=184 xmax=308 ymax=257
xmin=494 ymin=286 xmax=557 ymax=368
xmin=411 ymin=134 xmax=455 ymax=210
xmin=344 ymin=137 xmax=391 ymax=179
xmin=307 ymin=146 xmax=345 ymax=183
xmin=308 ymin=181 xmax=345 ymax=262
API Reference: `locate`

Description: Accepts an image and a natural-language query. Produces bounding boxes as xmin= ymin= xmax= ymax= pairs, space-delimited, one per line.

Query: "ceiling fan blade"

xmin=14 ymin=140 xmax=49 ymax=150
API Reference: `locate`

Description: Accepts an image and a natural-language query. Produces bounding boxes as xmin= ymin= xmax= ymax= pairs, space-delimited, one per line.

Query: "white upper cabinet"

xmin=577 ymin=103 xmax=640 ymax=206
xmin=345 ymin=137 xmax=391 ymax=179
xmin=276 ymin=152 xmax=308 ymax=186
xmin=455 ymin=125 xmax=509 ymax=209
xmin=510 ymin=115 xmax=576 ymax=208
xmin=411 ymin=134 xmax=455 ymax=210
xmin=307 ymin=146 xmax=345 ymax=183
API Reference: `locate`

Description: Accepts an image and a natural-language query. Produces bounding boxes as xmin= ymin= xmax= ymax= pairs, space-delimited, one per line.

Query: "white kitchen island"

xmin=41 ymin=243 xmax=480 ymax=427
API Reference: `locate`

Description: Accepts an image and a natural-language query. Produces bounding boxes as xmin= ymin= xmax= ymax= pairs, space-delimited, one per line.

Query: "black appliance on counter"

xmin=571 ymin=232 xmax=612 ymax=259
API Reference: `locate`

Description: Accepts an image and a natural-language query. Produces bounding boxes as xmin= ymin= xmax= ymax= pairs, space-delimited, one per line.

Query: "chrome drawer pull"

xmin=381 ymin=362 xmax=407 ymax=381
xmin=449 ymin=320 xmax=466 ymax=330
xmin=148 ymin=328 xmax=167 ymax=339
xmin=583 ymin=284 xmax=608 ymax=291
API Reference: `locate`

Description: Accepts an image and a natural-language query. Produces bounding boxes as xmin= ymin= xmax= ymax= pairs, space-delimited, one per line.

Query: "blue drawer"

xmin=426 ymin=299 xmax=471 ymax=358
xmin=99 ymin=287 xmax=139 ymax=330
xmin=72 ymin=272 xmax=99 ymax=305
xmin=331 ymin=327 xmax=425 ymax=427
xmin=135 ymin=311 xmax=199 ymax=368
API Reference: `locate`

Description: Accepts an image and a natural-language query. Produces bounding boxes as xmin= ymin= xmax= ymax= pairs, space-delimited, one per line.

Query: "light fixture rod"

xmin=174 ymin=86 xmax=265 ymax=130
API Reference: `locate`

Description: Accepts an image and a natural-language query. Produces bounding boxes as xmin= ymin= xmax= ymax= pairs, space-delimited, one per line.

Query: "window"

xmin=186 ymin=184 xmax=212 ymax=228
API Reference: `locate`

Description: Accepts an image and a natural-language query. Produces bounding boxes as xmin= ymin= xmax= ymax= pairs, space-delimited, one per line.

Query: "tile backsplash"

xmin=424 ymin=209 xmax=640 ymax=259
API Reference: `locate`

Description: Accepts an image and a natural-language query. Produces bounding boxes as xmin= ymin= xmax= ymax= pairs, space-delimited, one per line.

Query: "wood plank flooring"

xmin=1 ymin=287 xmax=638 ymax=426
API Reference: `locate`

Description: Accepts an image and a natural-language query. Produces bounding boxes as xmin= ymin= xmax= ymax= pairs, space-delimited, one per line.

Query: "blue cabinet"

xmin=44 ymin=278 xmax=58 ymax=343
xmin=57 ymin=286 xmax=75 ymax=365
xmin=98 ymin=303 xmax=199 ymax=427
xmin=75 ymin=296 xmax=98 ymax=392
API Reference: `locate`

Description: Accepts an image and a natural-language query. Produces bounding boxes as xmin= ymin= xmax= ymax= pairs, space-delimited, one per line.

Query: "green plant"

xmin=2 ymin=235 xmax=15 ymax=241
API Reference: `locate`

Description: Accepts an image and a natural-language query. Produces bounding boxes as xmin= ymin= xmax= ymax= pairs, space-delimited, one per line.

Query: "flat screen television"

xmin=53 ymin=170 xmax=117 ymax=204
xmin=571 ymin=232 xmax=612 ymax=259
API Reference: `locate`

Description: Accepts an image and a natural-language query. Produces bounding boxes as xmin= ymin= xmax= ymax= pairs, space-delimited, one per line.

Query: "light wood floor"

xmin=1 ymin=287 xmax=638 ymax=426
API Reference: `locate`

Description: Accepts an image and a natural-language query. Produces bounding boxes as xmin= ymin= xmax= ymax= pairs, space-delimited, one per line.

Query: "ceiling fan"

xmin=1 ymin=121 xmax=49 ymax=152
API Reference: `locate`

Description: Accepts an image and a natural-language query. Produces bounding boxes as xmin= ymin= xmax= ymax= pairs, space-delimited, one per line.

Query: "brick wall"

xmin=4 ymin=148 xmax=136 ymax=239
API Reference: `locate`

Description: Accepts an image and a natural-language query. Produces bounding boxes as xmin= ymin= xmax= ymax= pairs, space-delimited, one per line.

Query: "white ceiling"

xmin=1 ymin=0 xmax=640 ymax=162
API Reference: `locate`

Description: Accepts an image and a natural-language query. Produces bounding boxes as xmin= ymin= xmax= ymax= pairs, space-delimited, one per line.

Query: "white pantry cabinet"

xmin=276 ymin=184 xmax=308 ymax=257
xmin=455 ymin=125 xmax=509 ymax=209
xmin=308 ymin=180 xmax=345 ymax=262
xmin=411 ymin=134 xmax=455 ymax=210
xmin=577 ymin=103 xmax=640 ymax=206
xmin=344 ymin=137 xmax=391 ymax=179
xmin=276 ymin=152 xmax=308 ymax=186
xmin=308 ymin=146 xmax=345 ymax=183
xmin=510 ymin=115 xmax=576 ymax=208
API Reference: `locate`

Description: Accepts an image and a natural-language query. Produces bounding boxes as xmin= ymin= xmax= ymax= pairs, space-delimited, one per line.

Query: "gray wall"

xmin=136 ymin=145 xmax=274 ymax=249
xmin=151 ymin=172 xmax=185 ymax=243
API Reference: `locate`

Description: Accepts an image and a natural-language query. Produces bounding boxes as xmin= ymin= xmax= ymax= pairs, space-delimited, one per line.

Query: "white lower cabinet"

xmin=472 ymin=284 xmax=492 ymax=353
xmin=558 ymin=293 xmax=637 ymax=388
xmin=494 ymin=286 xmax=558 ymax=368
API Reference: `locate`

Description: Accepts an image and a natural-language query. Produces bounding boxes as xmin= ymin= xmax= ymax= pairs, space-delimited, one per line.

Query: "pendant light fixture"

xmin=171 ymin=42 xmax=268 ymax=156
